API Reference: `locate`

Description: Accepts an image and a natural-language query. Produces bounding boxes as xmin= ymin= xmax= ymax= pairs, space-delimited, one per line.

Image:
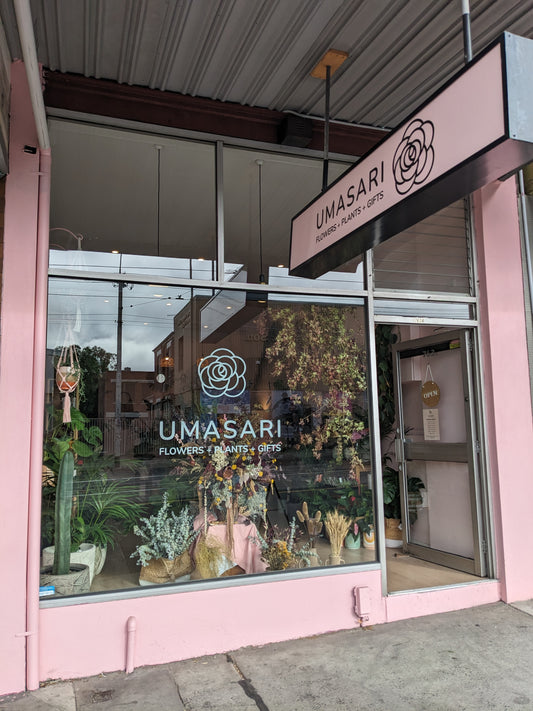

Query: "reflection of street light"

xmin=160 ymin=356 xmax=174 ymax=368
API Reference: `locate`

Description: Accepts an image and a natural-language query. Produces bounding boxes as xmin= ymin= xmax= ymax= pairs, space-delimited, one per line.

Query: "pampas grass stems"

xmin=325 ymin=510 xmax=351 ymax=558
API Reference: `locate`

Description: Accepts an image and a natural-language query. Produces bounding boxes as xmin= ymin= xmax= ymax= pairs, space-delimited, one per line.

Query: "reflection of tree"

xmin=76 ymin=346 xmax=116 ymax=418
xmin=260 ymin=305 xmax=367 ymax=476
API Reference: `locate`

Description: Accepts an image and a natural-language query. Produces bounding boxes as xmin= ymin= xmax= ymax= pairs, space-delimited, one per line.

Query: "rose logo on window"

xmin=198 ymin=348 xmax=247 ymax=398
xmin=392 ymin=118 xmax=435 ymax=195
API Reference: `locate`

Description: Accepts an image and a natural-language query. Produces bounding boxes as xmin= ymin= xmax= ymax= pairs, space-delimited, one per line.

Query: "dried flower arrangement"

xmin=324 ymin=509 xmax=352 ymax=565
xmin=252 ymin=518 xmax=311 ymax=571
xmin=258 ymin=305 xmax=368 ymax=482
xmin=296 ymin=501 xmax=323 ymax=566
xmin=172 ymin=424 xmax=283 ymax=558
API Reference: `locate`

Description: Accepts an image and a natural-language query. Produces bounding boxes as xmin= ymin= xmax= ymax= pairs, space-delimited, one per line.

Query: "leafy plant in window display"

xmin=42 ymin=405 xmax=145 ymax=554
xmin=258 ymin=305 xmax=368 ymax=483
xmin=41 ymin=405 xmax=104 ymax=549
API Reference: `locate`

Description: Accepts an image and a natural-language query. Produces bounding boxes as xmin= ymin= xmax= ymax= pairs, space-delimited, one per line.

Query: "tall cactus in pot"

xmin=53 ymin=448 xmax=75 ymax=575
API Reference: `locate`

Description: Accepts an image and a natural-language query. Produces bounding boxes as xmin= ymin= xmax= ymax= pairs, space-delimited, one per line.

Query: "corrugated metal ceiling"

xmin=2 ymin=0 xmax=533 ymax=130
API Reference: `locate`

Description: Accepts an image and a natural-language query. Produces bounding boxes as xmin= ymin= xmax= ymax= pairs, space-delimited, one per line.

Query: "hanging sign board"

xmin=423 ymin=409 xmax=441 ymax=441
xmin=290 ymin=32 xmax=533 ymax=278
xmin=421 ymin=380 xmax=440 ymax=407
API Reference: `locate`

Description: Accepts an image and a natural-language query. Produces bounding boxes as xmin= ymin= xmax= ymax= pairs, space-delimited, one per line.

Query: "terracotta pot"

xmin=55 ymin=365 xmax=79 ymax=391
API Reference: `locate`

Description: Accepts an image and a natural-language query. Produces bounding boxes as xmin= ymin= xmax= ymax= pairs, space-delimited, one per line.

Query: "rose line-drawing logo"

xmin=392 ymin=118 xmax=435 ymax=195
xmin=198 ymin=348 xmax=247 ymax=398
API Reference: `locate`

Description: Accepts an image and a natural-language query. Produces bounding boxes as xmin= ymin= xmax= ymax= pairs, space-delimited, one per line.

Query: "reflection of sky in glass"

xmin=49 ymin=250 xmax=215 ymax=281
xmin=47 ymin=279 xmax=208 ymax=371
xmin=50 ymin=251 xmax=364 ymax=287
xmin=47 ymin=259 xmax=365 ymax=371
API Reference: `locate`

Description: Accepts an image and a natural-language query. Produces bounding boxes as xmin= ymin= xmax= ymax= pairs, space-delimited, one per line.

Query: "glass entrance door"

xmin=392 ymin=329 xmax=486 ymax=576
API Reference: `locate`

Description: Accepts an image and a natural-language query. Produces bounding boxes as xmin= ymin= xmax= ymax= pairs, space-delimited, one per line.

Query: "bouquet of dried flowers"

xmin=324 ymin=509 xmax=352 ymax=564
xmin=253 ymin=518 xmax=311 ymax=571
xmin=174 ymin=435 xmax=282 ymax=526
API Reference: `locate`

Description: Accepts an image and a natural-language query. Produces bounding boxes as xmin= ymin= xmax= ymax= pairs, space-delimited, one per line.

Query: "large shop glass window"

xmin=47 ymin=120 xmax=360 ymax=289
xmin=48 ymin=121 xmax=217 ymax=279
xmin=41 ymin=281 xmax=375 ymax=596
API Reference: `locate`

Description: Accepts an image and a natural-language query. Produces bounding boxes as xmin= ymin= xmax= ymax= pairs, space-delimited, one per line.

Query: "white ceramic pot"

xmin=362 ymin=526 xmax=375 ymax=549
xmin=94 ymin=545 xmax=107 ymax=576
xmin=40 ymin=564 xmax=90 ymax=596
xmin=42 ymin=543 xmax=96 ymax=584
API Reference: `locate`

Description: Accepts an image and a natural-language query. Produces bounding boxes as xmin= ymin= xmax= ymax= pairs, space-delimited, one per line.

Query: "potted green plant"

xmin=40 ymin=405 xmax=107 ymax=594
xmin=42 ymin=407 xmax=144 ymax=579
xmin=40 ymin=446 xmax=91 ymax=595
xmin=382 ymin=466 xmax=425 ymax=547
xmin=354 ymin=488 xmax=375 ymax=548
xmin=69 ymin=477 xmax=144 ymax=575
xmin=41 ymin=407 xmax=102 ymax=583
xmin=131 ymin=492 xmax=200 ymax=585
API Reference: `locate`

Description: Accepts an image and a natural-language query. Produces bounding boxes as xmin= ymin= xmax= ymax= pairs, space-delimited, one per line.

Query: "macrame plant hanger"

xmin=55 ymin=332 xmax=80 ymax=424
xmin=50 ymin=228 xmax=85 ymax=423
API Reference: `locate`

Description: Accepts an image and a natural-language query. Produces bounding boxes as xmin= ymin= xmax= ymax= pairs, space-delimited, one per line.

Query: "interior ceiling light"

xmin=111 ymin=249 xmax=120 ymax=254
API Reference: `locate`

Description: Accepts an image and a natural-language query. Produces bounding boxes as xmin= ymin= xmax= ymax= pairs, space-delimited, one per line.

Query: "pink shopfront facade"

xmin=1 ymin=3 xmax=533 ymax=695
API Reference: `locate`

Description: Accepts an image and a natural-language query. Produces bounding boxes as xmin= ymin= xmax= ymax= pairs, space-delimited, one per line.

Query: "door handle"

xmin=395 ymin=437 xmax=405 ymax=463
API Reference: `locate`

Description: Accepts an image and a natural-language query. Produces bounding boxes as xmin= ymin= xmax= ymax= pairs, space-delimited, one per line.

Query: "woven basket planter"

xmin=139 ymin=551 xmax=193 ymax=585
xmin=385 ymin=518 xmax=403 ymax=548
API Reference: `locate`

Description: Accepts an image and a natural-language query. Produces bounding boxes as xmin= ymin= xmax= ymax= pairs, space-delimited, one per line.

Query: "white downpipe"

xmin=14 ymin=0 xmax=52 ymax=691
xmin=13 ymin=0 xmax=50 ymax=150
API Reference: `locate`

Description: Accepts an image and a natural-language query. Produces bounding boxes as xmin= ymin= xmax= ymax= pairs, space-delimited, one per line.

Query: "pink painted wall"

xmin=474 ymin=178 xmax=533 ymax=602
xmin=38 ymin=571 xmax=501 ymax=682
xmin=0 ymin=61 xmax=40 ymax=695
xmin=39 ymin=570 xmax=385 ymax=680
xmin=385 ymin=580 xmax=500 ymax=622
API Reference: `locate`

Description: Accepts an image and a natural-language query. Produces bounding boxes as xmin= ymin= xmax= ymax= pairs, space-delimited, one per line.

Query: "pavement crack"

xmin=226 ymin=654 xmax=269 ymax=711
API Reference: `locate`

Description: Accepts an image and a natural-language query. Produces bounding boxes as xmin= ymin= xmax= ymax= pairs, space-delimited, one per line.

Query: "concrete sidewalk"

xmin=2 ymin=600 xmax=533 ymax=711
